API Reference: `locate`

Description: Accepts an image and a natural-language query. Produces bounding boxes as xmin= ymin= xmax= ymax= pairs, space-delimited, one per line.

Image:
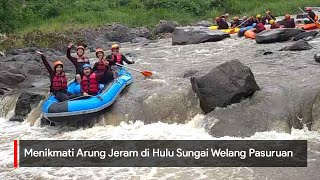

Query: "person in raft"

xmin=93 ymin=48 xmax=114 ymax=84
xmin=81 ymin=64 xmax=105 ymax=96
xmin=67 ymin=42 xmax=90 ymax=84
xmin=107 ymin=44 xmax=135 ymax=66
xmin=264 ymin=10 xmax=276 ymax=23
xmin=36 ymin=51 xmax=78 ymax=102
xmin=231 ymin=16 xmax=242 ymax=28
xmin=305 ymin=7 xmax=318 ymax=24
xmin=214 ymin=16 xmax=229 ymax=29
xmin=283 ymin=14 xmax=295 ymax=28
xmin=269 ymin=19 xmax=280 ymax=29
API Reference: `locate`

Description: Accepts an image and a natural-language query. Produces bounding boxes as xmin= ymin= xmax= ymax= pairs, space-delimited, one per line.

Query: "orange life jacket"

xmin=51 ymin=72 xmax=67 ymax=91
xmin=81 ymin=73 xmax=99 ymax=94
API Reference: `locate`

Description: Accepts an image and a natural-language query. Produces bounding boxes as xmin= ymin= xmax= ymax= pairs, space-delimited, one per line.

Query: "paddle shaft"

xmin=116 ymin=63 xmax=142 ymax=73
xmin=298 ymin=7 xmax=317 ymax=24
xmin=234 ymin=18 xmax=250 ymax=28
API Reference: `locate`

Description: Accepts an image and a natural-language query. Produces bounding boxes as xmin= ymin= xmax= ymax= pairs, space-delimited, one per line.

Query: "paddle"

xmin=229 ymin=18 xmax=250 ymax=33
xmin=298 ymin=7 xmax=320 ymax=28
xmin=116 ymin=63 xmax=153 ymax=77
xmin=62 ymin=94 xmax=103 ymax=102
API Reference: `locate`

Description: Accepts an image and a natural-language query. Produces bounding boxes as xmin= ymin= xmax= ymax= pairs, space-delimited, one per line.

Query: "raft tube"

xmin=41 ymin=68 xmax=133 ymax=123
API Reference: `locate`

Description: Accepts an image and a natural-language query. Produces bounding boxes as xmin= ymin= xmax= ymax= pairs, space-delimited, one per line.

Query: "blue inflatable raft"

xmin=41 ymin=68 xmax=133 ymax=124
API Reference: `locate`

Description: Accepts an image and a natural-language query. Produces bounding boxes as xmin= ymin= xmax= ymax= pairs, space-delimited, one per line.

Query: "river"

xmin=1 ymin=36 xmax=320 ymax=179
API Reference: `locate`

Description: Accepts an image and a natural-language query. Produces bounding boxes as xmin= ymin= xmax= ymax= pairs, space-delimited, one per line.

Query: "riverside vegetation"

xmin=0 ymin=0 xmax=318 ymax=50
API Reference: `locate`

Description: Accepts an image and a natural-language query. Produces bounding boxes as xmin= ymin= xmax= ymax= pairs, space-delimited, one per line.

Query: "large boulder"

xmin=0 ymin=71 xmax=25 ymax=86
xmin=279 ymin=40 xmax=313 ymax=51
xmin=9 ymin=91 xmax=46 ymax=122
xmin=152 ymin=20 xmax=179 ymax=35
xmin=315 ymin=53 xmax=320 ymax=63
xmin=293 ymin=31 xmax=319 ymax=41
xmin=195 ymin=20 xmax=214 ymax=27
xmin=104 ymin=24 xmax=138 ymax=43
xmin=172 ymin=26 xmax=230 ymax=45
xmin=191 ymin=59 xmax=260 ymax=113
xmin=255 ymin=28 xmax=304 ymax=44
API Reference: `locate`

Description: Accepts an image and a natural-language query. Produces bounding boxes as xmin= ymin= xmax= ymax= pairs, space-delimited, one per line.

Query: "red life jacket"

xmin=51 ymin=72 xmax=67 ymax=91
xmin=77 ymin=56 xmax=89 ymax=63
xmin=81 ymin=73 xmax=99 ymax=94
xmin=112 ymin=54 xmax=122 ymax=64
xmin=96 ymin=60 xmax=107 ymax=73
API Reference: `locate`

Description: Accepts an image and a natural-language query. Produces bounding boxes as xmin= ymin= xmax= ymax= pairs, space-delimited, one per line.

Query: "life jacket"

xmin=51 ymin=72 xmax=67 ymax=91
xmin=81 ymin=73 xmax=99 ymax=94
xmin=76 ymin=56 xmax=89 ymax=63
xmin=96 ymin=60 xmax=107 ymax=73
xmin=112 ymin=54 xmax=123 ymax=64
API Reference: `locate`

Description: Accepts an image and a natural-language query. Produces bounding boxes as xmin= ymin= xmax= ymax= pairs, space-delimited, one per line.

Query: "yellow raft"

xmin=208 ymin=25 xmax=240 ymax=34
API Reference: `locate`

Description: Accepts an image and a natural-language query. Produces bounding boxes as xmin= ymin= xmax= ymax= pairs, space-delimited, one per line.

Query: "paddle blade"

xmin=141 ymin=70 xmax=153 ymax=77
xmin=229 ymin=28 xmax=235 ymax=34
xmin=316 ymin=22 xmax=320 ymax=29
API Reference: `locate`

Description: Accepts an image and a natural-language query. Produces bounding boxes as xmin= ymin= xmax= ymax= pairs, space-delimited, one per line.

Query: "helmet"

xmin=266 ymin=10 xmax=271 ymax=14
xmin=111 ymin=44 xmax=119 ymax=50
xmin=225 ymin=13 xmax=229 ymax=17
xmin=256 ymin=14 xmax=262 ymax=19
xmin=95 ymin=48 xmax=104 ymax=57
xmin=269 ymin=19 xmax=275 ymax=24
xmin=243 ymin=16 xmax=248 ymax=19
xmin=305 ymin=7 xmax=312 ymax=11
xmin=53 ymin=61 xmax=63 ymax=68
xmin=215 ymin=17 xmax=220 ymax=21
xmin=285 ymin=14 xmax=290 ymax=19
xmin=233 ymin=16 xmax=239 ymax=20
xmin=82 ymin=63 xmax=92 ymax=69
xmin=76 ymin=46 xmax=85 ymax=50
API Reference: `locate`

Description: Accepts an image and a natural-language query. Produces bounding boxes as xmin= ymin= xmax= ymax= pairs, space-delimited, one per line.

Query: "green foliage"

xmin=0 ymin=0 xmax=319 ymax=35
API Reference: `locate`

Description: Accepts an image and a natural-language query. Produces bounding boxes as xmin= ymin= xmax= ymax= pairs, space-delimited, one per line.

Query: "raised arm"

xmin=36 ymin=51 xmax=54 ymax=78
xmin=66 ymin=42 xmax=78 ymax=66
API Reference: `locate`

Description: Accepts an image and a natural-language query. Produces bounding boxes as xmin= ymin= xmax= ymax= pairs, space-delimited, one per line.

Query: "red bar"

xmin=14 ymin=140 xmax=18 ymax=168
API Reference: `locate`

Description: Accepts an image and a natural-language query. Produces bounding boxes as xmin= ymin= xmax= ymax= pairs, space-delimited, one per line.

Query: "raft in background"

xmin=41 ymin=68 xmax=133 ymax=124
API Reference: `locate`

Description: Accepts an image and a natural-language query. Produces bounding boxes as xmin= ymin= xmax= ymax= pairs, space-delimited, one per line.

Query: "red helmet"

xmin=95 ymin=48 xmax=104 ymax=57
xmin=53 ymin=60 xmax=63 ymax=69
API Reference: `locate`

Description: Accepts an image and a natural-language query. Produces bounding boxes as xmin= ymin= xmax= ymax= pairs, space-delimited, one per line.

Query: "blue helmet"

xmin=82 ymin=63 xmax=92 ymax=69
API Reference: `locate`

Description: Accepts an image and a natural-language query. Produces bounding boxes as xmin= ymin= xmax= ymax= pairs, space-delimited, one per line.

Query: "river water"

xmin=1 ymin=36 xmax=320 ymax=179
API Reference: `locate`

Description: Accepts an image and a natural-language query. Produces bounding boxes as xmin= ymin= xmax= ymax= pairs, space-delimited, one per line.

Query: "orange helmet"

xmin=305 ymin=7 xmax=312 ymax=11
xmin=53 ymin=61 xmax=63 ymax=68
xmin=95 ymin=48 xmax=104 ymax=57
xmin=215 ymin=17 xmax=220 ymax=21
xmin=266 ymin=10 xmax=271 ymax=14
xmin=76 ymin=46 xmax=85 ymax=50
xmin=285 ymin=14 xmax=290 ymax=19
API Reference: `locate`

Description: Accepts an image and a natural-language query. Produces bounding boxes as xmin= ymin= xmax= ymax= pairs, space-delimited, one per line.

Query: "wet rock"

xmin=172 ymin=26 xmax=230 ymax=45
xmin=152 ymin=20 xmax=179 ymax=35
xmin=195 ymin=20 xmax=213 ymax=27
xmin=104 ymin=24 xmax=138 ymax=43
xmin=293 ymin=31 xmax=318 ymax=41
xmin=256 ymin=28 xmax=304 ymax=44
xmin=315 ymin=53 xmax=320 ymax=63
xmin=191 ymin=59 xmax=260 ymax=113
xmin=279 ymin=40 xmax=313 ymax=51
xmin=9 ymin=91 xmax=45 ymax=122
xmin=0 ymin=71 xmax=25 ymax=86
xmin=183 ymin=70 xmax=199 ymax=78
xmin=131 ymin=37 xmax=149 ymax=44
xmin=132 ymin=27 xmax=150 ymax=38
